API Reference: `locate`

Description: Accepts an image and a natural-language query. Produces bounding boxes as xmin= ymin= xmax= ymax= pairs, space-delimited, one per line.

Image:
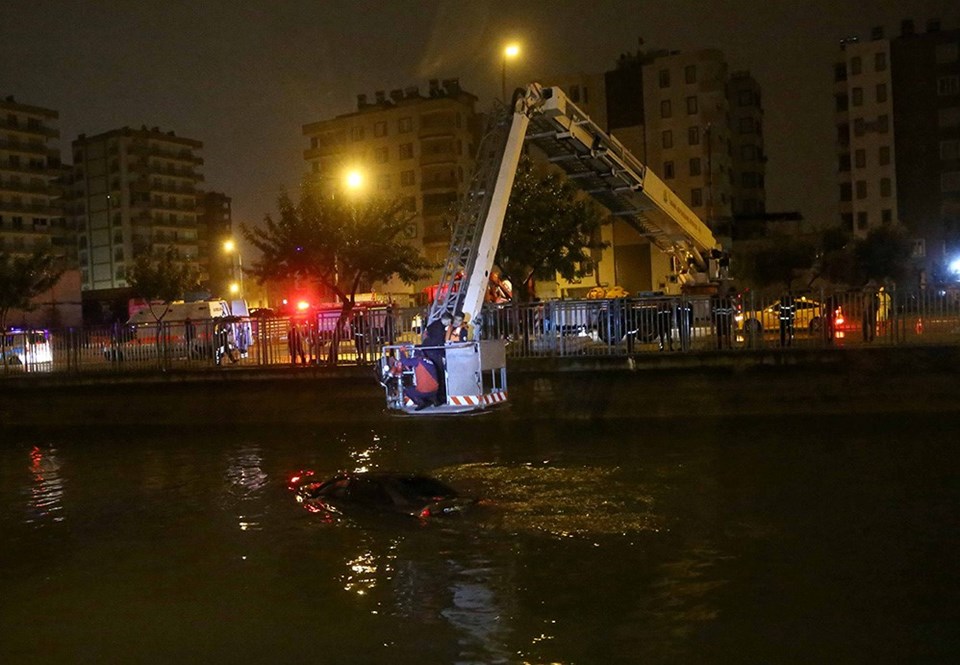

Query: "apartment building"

xmin=0 ymin=96 xmax=70 ymax=261
xmin=303 ymin=79 xmax=481 ymax=297
xmin=197 ymin=190 xmax=233 ymax=297
xmin=552 ymin=49 xmax=762 ymax=293
xmin=70 ymin=126 xmax=205 ymax=293
xmin=835 ymin=19 xmax=960 ymax=285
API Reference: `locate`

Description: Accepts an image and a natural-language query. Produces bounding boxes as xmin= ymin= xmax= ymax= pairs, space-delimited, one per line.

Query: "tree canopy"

xmin=126 ymin=248 xmax=200 ymax=321
xmin=243 ymin=188 xmax=432 ymax=306
xmin=242 ymin=187 xmax=433 ymax=362
xmin=0 ymin=249 xmax=63 ymax=332
xmin=495 ymin=156 xmax=607 ymax=301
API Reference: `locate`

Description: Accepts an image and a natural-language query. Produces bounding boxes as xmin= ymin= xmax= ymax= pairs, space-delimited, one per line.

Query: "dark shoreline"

xmin=2 ymin=345 xmax=959 ymax=427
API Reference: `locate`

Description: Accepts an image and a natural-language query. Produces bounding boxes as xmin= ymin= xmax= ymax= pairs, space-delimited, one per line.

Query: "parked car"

xmin=289 ymin=471 xmax=475 ymax=518
xmin=736 ymin=296 xmax=825 ymax=336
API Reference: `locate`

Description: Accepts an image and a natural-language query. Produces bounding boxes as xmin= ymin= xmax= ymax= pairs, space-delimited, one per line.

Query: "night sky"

xmin=3 ymin=0 xmax=958 ymax=243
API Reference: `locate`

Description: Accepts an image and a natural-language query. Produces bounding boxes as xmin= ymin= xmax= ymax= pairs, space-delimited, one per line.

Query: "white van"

xmin=1 ymin=329 xmax=53 ymax=366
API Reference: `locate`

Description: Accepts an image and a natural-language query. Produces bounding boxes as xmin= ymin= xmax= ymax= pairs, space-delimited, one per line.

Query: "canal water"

xmin=2 ymin=413 xmax=958 ymax=663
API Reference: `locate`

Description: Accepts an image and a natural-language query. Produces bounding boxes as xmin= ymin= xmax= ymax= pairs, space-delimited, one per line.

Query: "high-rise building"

xmin=553 ymin=48 xmax=763 ymax=293
xmin=303 ymin=79 xmax=481 ymax=298
xmin=70 ymin=126 xmax=205 ymax=293
xmin=197 ymin=191 xmax=233 ymax=297
xmin=0 ymin=96 xmax=69 ymax=261
xmin=835 ymin=19 xmax=960 ymax=285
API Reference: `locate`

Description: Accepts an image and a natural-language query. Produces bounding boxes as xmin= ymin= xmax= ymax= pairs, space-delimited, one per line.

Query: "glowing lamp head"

xmin=223 ymin=239 xmax=236 ymax=253
xmin=229 ymin=282 xmax=240 ymax=295
xmin=504 ymin=44 xmax=520 ymax=59
xmin=345 ymin=170 xmax=364 ymax=190
xmin=297 ymin=300 xmax=310 ymax=311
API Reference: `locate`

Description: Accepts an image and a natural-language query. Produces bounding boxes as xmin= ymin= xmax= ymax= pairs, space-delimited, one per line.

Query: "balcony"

xmin=0 ymin=201 xmax=61 ymax=216
xmin=0 ymin=118 xmax=60 ymax=139
xmin=0 ymin=138 xmax=54 ymax=156
xmin=0 ymin=180 xmax=61 ymax=197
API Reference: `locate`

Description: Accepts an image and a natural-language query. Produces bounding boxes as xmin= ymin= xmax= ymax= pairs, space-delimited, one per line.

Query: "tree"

xmin=242 ymin=188 xmax=432 ymax=363
xmin=126 ymin=248 xmax=200 ymax=323
xmin=0 ymin=249 xmax=63 ymax=368
xmin=732 ymin=235 xmax=816 ymax=292
xmin=853 ymin=224 xmax=912 ymax=286
xmin=495 ymin=156 xmax=607 ymax=302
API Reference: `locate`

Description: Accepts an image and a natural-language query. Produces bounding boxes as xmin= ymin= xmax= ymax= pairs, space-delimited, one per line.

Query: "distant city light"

xmin=949 ymin=256 xmax=960 ymax=278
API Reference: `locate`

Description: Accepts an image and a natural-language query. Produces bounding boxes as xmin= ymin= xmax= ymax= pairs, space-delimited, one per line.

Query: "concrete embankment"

xmin=1 ymin=346 xmax=958 ymax=427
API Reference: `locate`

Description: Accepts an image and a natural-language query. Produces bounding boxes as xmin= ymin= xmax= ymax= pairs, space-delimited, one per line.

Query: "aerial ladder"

xmin=380 ymin=83 xmax=720 ymax=414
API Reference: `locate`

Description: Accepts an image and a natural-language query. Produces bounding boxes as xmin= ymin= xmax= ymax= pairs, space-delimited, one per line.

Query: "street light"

xmin=344 ymin=169 xmax=364 ymax=192
xmin=223 ymin=238 xmax=243 ymax=298
xmin=502 ymin=43 xmax=520 ymax=103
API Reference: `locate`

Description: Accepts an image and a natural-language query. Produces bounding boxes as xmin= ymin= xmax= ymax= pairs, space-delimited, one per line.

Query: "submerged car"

xmin=289 ymin=471 xmax=475 ymax=518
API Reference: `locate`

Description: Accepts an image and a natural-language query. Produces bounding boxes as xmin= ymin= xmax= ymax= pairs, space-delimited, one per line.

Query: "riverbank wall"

xmin=2 ymin=346 xmax=958 ymax=427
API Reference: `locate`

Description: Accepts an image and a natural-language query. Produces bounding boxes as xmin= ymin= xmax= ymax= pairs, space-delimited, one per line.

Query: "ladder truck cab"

xmin=380 ymin=83 xmax=720 ymax=415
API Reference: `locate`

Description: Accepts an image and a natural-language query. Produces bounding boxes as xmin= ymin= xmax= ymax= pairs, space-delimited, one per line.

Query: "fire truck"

xmin=380 ymin=83 xmax=719 ymax=414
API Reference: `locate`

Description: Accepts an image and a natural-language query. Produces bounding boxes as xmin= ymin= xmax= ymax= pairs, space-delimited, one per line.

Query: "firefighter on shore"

xmin=779 ymin=291 xmax=796 ymax=347
xmin=712 ymin=288 xmax=736 ymax=350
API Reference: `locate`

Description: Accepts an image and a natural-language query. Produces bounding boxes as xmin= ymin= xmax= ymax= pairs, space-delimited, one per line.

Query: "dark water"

xmin=2 ymin=414 xmax=958 ymax=664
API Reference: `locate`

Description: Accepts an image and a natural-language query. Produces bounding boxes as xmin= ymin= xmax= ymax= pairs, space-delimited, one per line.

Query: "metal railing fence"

xmin=2 ymin=289 xmax=959 ymax=375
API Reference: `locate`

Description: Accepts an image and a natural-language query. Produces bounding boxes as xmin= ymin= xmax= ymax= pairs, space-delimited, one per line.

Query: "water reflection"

xmin=222 ymin=444 xmax=268 ymax=532
xmin=24 ymin=445 xmax=65 ymax=526
xmin=340 ymin=536 xmax=399 ymax=596
xmin=347 ymin=431 xmax=383 ymax=473
xmin=440 ymin=461 xmax=663 ymax=538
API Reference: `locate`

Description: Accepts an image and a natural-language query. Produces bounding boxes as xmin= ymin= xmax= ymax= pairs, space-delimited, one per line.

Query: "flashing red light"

xmin=419 ymin=507 xmax=432 ymax=518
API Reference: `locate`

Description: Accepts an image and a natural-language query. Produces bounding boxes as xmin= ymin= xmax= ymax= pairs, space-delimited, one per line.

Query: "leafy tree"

xmin=126 ymin=248 xmax=200 ymax=322
xmin=0 ymin=249 xmax=63 ymax=368
xmin=496 ymin=156 xmax=607 ymax=302
xmin=242 ymin=188 xmax=432 ymax=363
xmin=732 ymin=235 xmax=816 ymax=292
xmin=853 ymin=224 xmax=912 ymax=286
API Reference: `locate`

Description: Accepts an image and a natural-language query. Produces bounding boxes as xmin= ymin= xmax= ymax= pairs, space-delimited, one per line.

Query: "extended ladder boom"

xmin=428 ymin=83 xmax=719 ymax=326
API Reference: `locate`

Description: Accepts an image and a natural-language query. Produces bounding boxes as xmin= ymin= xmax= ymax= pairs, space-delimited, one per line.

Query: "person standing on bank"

xmin=862 ymin=284 xmax=879 ymax=342
xmin=779 ymin=291 xmax=796 ymax=347
xmin=713 ymin=288 xmax=735 ymax=350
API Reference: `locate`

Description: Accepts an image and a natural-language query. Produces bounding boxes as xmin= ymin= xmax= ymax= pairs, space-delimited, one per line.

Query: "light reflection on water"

xmin=1 ymin=417 xmax=958 ymax=664
xmin=24 ymin=445 xmax=65 ymax=526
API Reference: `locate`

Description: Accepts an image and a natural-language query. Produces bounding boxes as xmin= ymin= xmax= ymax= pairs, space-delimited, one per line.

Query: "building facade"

xmin=69 ymin=126 xmax=205 ymax=293
xmin=553 ymin=49 xmax=764 ymax=294
xmin=835 ymin=19 xmax=960 ymax=285
xmin=0 ymin=96 xmax=69 ymax=261
xmin=197 ymin=191 xmax=234 ymax=297
xmin=303 ymin=79 xmax=481 ymax=298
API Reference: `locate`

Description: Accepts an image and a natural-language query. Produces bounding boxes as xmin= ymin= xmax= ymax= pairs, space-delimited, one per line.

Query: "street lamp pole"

xmin=502 ymin=44 xmax=520 ymax=103
xmin=224 ymin=239 xmax=243 ymax=298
